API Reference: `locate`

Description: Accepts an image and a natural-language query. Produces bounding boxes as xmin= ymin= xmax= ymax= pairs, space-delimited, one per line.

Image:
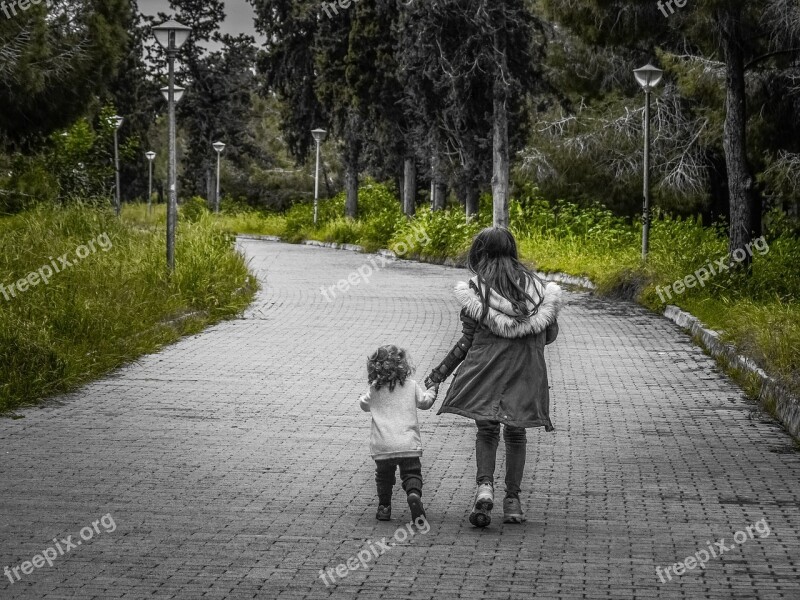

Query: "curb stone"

xmin=535 ymin=271 xmax=597 ymax=290
xmin=663 ymin=305 xmax=799 ymax=439
xmin=237 ymin=234 xmax=282 ymax=242
xmin=237 ymin=233 xmax=797 ymax=438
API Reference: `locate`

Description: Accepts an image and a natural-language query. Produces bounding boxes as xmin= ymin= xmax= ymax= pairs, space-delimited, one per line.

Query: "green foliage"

xmin=392 ymin=205 xmax=487 ymax=259
xmin=280 ymin=181 xmax=405 ymax=250
xmin=355 ymin=182 xmax=406 ymax=249
xmin=0 ymin=0 xmax=130 ymax=146
xmin=283 ymin=203 xmax=317 ymax=244
xmin=182 ymin=196 xmax=211 ymax=223
xmin=0 ymin=204 xmax=256 ymax=412
xmin=0 ymin=106 xmax=130 ymax=212
xmin=217 ymin=203 xmax=287 ymax=237
xmin=517 ymin=92 xmax=712 ymax=216
xmin=317 ymin=218 xmax=367 ymax=246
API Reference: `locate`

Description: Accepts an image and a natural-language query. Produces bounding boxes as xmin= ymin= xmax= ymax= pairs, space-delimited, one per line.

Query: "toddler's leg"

xmin=398 ymin=457 xmax=423 ymax=496
xmin=399 ymin=458 xmax=425 ymax=521
xmin=375 ymin=459 xmax=397 ymax=506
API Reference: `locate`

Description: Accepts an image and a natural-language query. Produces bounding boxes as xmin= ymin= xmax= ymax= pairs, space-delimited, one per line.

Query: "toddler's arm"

xmin=425 ymin=309 xmax=477 ymax=387
xmin=415 ymin=383 xmax=437 ymax=410
xmin=359 ymin=390 xmax=372 ymax=412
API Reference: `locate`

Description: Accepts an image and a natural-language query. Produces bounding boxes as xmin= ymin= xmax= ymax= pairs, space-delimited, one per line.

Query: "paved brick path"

xmin=1 ymin=239 xmax=799 ymax=599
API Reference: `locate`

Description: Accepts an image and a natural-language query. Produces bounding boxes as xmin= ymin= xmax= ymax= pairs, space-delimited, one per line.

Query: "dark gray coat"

xmin=436 ymin=278 xmax=562 ymax=430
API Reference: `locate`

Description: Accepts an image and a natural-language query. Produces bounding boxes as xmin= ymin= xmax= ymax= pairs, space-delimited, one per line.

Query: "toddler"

xmin=359 ymin=345 xmax=437 ymax=522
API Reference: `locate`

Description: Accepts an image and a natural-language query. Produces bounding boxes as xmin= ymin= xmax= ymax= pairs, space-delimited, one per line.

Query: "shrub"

xmin=182 ymin=196 xmax=211 ymax=223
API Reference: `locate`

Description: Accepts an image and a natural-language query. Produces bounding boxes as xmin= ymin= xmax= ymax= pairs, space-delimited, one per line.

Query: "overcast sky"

xmin=138 ymin=0 xmax=262 ymax=49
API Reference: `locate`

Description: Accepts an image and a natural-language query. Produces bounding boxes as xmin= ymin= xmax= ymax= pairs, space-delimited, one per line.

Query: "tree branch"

xmin=744 ymin=47 xmax=800 ymax=70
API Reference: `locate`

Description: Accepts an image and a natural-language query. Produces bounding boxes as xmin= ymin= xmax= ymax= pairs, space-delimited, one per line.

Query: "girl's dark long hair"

xmin=467 ymin=227 xmax=544 ymax=323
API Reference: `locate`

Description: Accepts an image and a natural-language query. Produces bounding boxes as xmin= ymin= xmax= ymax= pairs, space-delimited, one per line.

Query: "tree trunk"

xmin=205 ymin=168 xmax=212 ymax=208
xmin=466 ymin=186 xmax=480 ymax=219
xmin=721 ymin=6 xmax=760 ymax=265
xmin=492 ymin=92 xmax=510 ymax=228
xmin=434 ymin=181 xmax=447 ymax=210
xmin=431 ymin=148 xmax=446 ymax=211
xmin=345 ymin=158 xmax=358 ymax=219
xmin=321 ymin=159 xmax=332 ymax=199
xmin=462 ymin=147 xmax=480 ymax=219
xmin=455 ymin=181 xmax=466 ymax=209
xmin=403 ymin=156 xmax=416 ymax=217
xmin=702 ymin=151 xmax=729 ymax=226
xmin=344 ymin=111 xmax=360 ymax=219
xmin=491 ymin=21 xmax=510 ymax=228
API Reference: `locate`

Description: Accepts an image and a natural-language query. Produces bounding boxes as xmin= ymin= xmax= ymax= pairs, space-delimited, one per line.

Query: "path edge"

xmin=663 ymin=305 xmax=799 ymax=439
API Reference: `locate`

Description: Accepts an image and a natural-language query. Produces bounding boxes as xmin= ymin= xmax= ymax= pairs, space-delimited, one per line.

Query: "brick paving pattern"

xmin=1 ymin=239 xmax=798 ymax=599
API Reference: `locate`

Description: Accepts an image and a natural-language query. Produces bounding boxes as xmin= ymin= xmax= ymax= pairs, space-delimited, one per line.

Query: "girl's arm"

xmin=545 ymin=320 xmax=559 ymax=345
xmin=425 ymin=309 xmax=478 ymax=387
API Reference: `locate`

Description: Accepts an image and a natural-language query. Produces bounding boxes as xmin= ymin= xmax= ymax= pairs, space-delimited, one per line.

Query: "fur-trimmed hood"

xmin=454 ymin=276 xmax=563 ymax=339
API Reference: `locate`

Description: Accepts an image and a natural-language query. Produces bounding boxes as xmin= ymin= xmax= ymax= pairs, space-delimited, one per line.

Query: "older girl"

xmin=426 ymin=227 xmax=562 ymax=527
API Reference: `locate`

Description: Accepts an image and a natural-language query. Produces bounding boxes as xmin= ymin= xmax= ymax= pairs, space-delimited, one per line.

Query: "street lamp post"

xmin=145 ymin=151 xmax=156 ymax=214
xmin=111 ymin=115 xmax=124 ymax=217
xmin=212 ymin=142 xmax=226 ymax=213
xmin=160 ymin=85 xmax=185 ymax=103
xmin=633 ymin=63 xmax=663 ymax=260
xmin=311 ymin=128 xmax=327 ymax=226
xmin=158 ymin=83 xmax=185 ymax=264
xmin=153 ymin=19 xmax=192 ymax=272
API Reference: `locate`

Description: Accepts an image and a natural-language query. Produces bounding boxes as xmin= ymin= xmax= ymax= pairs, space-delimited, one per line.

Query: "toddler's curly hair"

xmin=367 ymin=345 xmax=414 ymax=391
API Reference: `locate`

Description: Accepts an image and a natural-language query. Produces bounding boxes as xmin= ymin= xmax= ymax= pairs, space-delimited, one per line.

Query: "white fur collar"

xmin=454 ymin=277 xmax=563 ymax=338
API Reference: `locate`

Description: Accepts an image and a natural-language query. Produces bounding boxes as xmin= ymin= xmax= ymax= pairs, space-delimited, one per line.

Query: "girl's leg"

xmin=475 ymin=420 xmax=501 ymax=486
xmin=503 ymin=425 xmax=527 ymax=498
xmin=471 ymin=421 xmax=500 ymax=527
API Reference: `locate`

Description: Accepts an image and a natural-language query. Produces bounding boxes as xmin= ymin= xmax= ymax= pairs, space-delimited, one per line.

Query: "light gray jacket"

xmin=359 ymin=379 xmax=436 ymax=460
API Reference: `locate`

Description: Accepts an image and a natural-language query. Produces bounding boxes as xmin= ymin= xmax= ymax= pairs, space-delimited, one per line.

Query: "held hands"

xmin=427 ymin=384 xmax=440 ymax=406
xmin=422 ymin=379 xmax=440 ymax=408
xmin=424 ymin=369 xmax=444 ymax=390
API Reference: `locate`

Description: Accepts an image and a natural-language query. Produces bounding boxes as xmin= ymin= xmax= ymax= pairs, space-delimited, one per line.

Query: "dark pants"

xmin=375 ymin=457 xmax=423 ymax=506
xmin=475 ymin=420 xmax=527 ymax=498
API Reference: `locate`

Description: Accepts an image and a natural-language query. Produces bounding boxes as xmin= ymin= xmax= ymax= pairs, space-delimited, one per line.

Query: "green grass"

xmin=207 ymin=183 xmax=800 ymax=403
xmin=0 ymin=202 xmax=257 ymax=413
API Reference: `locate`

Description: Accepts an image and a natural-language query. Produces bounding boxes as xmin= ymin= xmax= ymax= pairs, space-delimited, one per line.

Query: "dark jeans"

xmin=375 ymin=457 xmax=422 ymax=506
xmin=475 ymin=420 xmax=527 ymax=498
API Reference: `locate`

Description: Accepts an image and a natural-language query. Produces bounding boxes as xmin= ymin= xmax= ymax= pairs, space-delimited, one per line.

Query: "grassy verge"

xmin=208 ymin=183 xmax=799 ymax=405
xmin=0 ymin=203 xmax=257 ymax=413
